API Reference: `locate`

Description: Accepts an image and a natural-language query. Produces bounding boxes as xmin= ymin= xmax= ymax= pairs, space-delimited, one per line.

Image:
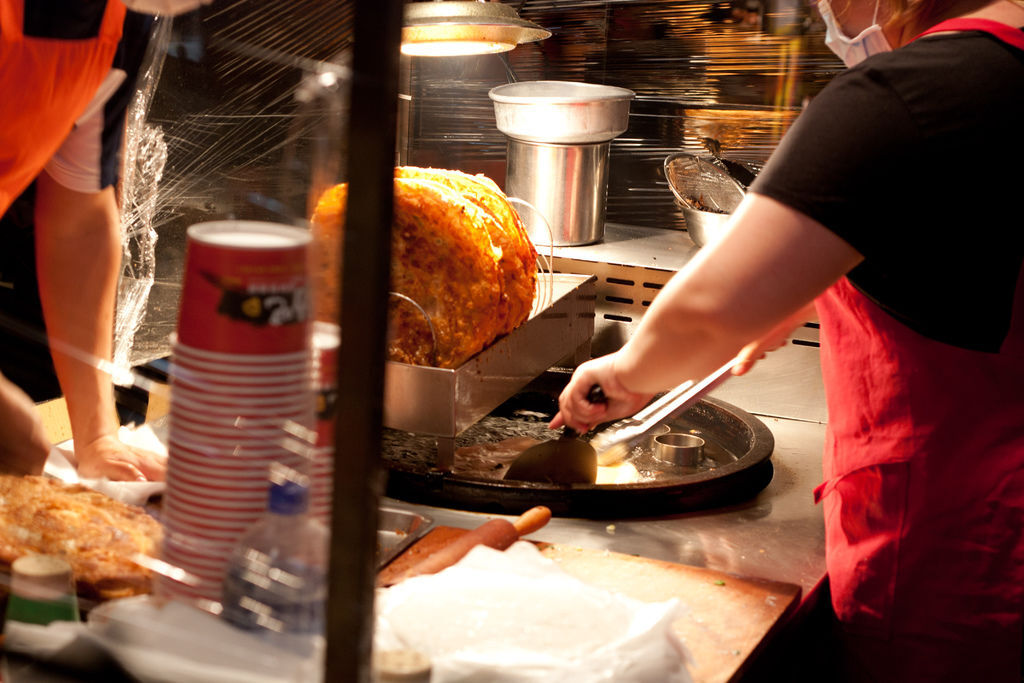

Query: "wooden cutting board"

xmin=379 ymin=526 xmax=801 ymax=683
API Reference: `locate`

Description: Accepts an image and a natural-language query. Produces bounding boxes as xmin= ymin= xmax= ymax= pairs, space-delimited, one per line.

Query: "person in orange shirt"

xmin=0 ymin=0 xmax=205 ymax=480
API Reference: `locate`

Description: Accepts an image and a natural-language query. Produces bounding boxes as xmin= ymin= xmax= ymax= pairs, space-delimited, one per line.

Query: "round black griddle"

xmin=382 ymin=377 xmax=775 ymax=518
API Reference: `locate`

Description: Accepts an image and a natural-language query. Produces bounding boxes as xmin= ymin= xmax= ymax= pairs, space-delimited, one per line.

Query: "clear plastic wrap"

xmin=114 ymin=17 xmax=172 ymax=377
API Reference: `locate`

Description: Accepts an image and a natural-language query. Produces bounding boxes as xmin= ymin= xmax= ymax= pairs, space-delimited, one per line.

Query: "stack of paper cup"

xmin=160 ymin=221 xmax=316 ymax=604
xmin=310 ymin=321 xmax=339 ymax=523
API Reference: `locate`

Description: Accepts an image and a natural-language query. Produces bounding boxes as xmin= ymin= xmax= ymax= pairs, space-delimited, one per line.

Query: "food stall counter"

xmin=382 ymin=403 xmax=827 ymax=682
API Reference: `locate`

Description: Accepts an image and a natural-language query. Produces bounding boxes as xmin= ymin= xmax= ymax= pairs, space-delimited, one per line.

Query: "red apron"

xmin=0 ymin=0 xmax=127 ymax=215
xmin=817 ymin=283 xmax=1024 ymax=680
xmin=812 ymin=21 xmax=1024 ymax=682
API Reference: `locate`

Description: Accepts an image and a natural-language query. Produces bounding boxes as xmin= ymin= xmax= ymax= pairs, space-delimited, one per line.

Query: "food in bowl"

xmin=687 ymin=195 xmax=729 ymax=214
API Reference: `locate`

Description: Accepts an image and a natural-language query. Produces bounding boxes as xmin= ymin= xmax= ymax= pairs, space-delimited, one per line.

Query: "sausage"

xmin=380 ymin=506 xmax=552 ymax=587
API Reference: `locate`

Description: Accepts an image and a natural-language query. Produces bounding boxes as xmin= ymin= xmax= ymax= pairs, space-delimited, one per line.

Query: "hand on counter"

xmin=0 ymin=372 xmax=50 ymax=476
xmin=75 ymin=433 xmax=167 ymax=482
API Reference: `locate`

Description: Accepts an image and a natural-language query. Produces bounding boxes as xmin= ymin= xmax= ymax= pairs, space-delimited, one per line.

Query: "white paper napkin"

xmin=45 ymin=424 xmax=167 ymax=505
xmin=374 ymin=541 xmax=693 ymax=683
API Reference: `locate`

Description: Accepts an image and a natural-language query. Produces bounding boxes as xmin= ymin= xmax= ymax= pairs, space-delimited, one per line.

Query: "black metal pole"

xmin=325 ymin=0 xmax=404 ymax=680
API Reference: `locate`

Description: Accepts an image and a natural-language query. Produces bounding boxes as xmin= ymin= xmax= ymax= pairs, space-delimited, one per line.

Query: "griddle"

xmin=382 ymin=371 xmax=774 ymax=518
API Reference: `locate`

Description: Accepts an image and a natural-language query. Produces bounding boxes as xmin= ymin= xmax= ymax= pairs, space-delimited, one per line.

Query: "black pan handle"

xmin=585 ymin=384 xmax=607 ymax=405
xmin=562 ymin=384 xmax=608 ymax=439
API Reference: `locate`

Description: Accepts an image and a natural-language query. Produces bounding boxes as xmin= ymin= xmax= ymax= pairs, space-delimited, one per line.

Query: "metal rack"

xmin=382 ymin=273 xmax=597 ymax=469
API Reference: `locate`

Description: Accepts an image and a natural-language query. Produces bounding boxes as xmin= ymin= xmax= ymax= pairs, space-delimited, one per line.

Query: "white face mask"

xmin=818 ymin=0 xmax=892 ymax=67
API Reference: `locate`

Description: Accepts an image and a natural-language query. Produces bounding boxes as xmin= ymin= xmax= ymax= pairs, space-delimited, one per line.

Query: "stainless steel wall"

xmin=402 ymin=0 xmax=843 ymax=231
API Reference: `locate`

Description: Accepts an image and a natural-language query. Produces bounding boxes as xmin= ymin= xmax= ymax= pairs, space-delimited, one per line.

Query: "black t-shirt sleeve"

xmin=749 ymin=39 xmax=1024 ymax=353
xmin=751 ymin=65 xmax=920 ymax=261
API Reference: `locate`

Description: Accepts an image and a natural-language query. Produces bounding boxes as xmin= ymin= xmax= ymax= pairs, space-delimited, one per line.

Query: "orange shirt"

xmin=0 ymin=0 xmax=126 ymax=215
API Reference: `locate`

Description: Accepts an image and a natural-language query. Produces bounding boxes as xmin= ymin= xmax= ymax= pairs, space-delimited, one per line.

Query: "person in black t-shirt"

xmin=554 ymin=0 xmax=1024 ymax=680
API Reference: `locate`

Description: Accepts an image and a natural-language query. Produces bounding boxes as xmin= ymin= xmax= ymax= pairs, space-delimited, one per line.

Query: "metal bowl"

xmin=664 ymin=152 xmax=747 ymax=247
xmin=489 ymin=81 xmax=635 ymax=144
xmin=680 ymin=205 xmax=732 ymax=248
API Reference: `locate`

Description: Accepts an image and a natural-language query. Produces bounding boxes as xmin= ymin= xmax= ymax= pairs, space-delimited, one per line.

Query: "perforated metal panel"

xmin=551 ymin=253 xmax=821 ymax=364
xmin=552 ymin=256 xmax=674 ymax=358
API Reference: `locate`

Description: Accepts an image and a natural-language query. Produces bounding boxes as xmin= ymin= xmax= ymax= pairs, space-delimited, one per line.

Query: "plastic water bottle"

xmin=221 ymin=474 xmax=329 ymax=659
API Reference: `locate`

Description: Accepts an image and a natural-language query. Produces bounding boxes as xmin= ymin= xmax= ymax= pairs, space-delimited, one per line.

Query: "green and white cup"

xmin=4 ymin=555 xmax=80 ymax=626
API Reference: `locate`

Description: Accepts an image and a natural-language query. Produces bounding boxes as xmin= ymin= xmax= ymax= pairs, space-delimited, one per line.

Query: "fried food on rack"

xmin=310 ymin=168 xmax=537 ymax=368
xmin=395 ymin=166 xmax=537 ymax=335
xmin=310 ymin=182 xmax=347 ymax=325
xmin=389 ymin=177 xmax=503 ymax=367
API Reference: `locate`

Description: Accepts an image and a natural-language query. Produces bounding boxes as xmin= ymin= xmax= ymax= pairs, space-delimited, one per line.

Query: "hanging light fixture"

xmin=402 ymin=1 xmax=551 ymax=57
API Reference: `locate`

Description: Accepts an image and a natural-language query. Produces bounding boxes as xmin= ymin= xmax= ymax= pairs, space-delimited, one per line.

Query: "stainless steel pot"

xmin=506 ymin=140 xmax=609 ymax=246
xmin=490 ymin=81 xmax=634 ymax=246
xmin=489 ymin=81 xmax=634 ymax=144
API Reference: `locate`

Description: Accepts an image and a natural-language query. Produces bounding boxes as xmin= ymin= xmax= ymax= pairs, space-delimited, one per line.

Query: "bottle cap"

xmin=268 ymin=479 xmax=309 ymax=515
xmin=372 ymin=649 xmax=432 ymax=683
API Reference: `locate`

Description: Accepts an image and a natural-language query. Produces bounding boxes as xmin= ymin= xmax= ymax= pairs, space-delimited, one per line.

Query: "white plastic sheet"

xmin=374 ymin=542 xmax=692 ymax=683
xmin=3 ymin=597 xmax=320 ymax=683
xmin=87 ymin=597 xmax=320 ymax=683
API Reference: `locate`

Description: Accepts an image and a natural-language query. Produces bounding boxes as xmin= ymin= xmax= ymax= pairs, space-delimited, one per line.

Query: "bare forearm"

xmin=0 ymin=371 xmax=50 ymax=475
xmin=555 ymin=194 xmax=863 ymax=433
xmin=613 ymin=194 xmax=861 ymax=394
xmin=34 ymin=172 xmax=121 ymax=447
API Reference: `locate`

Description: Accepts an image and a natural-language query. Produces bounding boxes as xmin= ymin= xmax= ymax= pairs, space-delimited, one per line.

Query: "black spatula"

xmin=503 ymin=385 xmax=605 ymax=484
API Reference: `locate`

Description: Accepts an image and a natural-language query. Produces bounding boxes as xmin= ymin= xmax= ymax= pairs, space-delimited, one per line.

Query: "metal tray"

xmin=377 ymin=506 xmax=433 ymax=569
xmin=382 ymin=273 xmax=597 ymax=468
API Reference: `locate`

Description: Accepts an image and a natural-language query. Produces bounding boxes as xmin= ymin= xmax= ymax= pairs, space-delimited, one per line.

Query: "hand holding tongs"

xmin=589 ymin=356 xmax=741 ymax=466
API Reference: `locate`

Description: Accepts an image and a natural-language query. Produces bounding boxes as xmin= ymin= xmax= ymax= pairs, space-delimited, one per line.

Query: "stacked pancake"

xmin=310 ymin=167 xmax=538 ymax=368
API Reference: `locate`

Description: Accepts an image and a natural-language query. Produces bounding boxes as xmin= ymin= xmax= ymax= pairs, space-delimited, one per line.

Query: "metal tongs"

xmin=590 ymin=356 xmax=741 ymax=466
